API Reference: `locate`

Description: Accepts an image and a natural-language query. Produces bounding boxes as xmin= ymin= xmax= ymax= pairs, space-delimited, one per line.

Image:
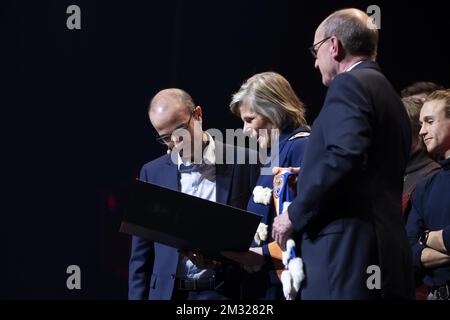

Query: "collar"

xmin=278 ymin=126 xmax=311 ymax=144
xmin=345 ymin=60 xmax=365 ymax=72
xmin=406 ymin=148 xmax=437 ymax=174
xmin=438 ymin=157 xmax=450 ymax=170
xmin=177 ymin=131 xmax=216 ymax=169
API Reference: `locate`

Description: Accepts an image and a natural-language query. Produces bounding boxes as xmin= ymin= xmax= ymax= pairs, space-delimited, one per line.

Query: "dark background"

xmin=2 ymin=0 xmax=449 ymax=299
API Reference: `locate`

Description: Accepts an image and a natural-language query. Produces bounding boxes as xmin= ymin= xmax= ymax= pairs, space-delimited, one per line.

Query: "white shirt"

xmin=176 ymin=132 xmax=217 ymax=280
xmin=177 ymin=134 xmax=216 ymax=201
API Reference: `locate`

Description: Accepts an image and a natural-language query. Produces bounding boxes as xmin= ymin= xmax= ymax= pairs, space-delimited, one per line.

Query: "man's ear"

xmin=194 ymin=106 xmax=203 ymax=122
xmin=330 ymin=37 xmax=345 ymax=62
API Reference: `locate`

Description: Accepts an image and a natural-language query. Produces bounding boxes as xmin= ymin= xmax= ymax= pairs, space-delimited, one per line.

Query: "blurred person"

xmin=401 ymin=81 xmax=444 ymax=102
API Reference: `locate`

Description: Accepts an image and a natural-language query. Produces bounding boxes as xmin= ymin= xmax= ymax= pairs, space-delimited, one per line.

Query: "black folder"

xmin=120 ymin=180 xmax=262 ymax=259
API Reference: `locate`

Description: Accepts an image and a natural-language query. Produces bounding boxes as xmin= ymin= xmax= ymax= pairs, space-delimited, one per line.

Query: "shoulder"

xmin=285 ymin=128 xmax=310 ymax=147
xmin=349 ymin=62 xmax=384 ymax=81
xmin=330 ymin=62 xmax=384 ymax=93
xmin=140 ymin=154 xmax=171 ymax=173
xmin=286 ymin=133 xmax=310 ymax=156
xmin=329 ymin=71 xmax=366 ymax=95
xmin=283 ymin=129 xmax=310 ymax=165
xmin=325 ymin=71 xmax=376 ymax=114
xmin=413 ymin=169 xmax=442 ymax=200
xmin=325 ymin=72 xmax=369 ymax=109
xmin=288 ymin=131 xmax=310 ymax=143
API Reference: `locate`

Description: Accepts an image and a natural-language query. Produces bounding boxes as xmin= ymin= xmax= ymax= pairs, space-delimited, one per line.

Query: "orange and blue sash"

xmin=268 ymin=168 xmax=298 ymax=279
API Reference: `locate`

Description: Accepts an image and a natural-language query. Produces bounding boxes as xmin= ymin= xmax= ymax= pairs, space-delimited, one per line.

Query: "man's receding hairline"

xmin=149 ymin=88 xmax=194 ymax=114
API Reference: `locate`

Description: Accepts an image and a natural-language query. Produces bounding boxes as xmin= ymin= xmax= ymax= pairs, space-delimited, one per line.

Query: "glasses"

xmin=309 ymin=36 xmax=331 ymax=59
xmin=156 ymin=109 xmax=195 ymax=145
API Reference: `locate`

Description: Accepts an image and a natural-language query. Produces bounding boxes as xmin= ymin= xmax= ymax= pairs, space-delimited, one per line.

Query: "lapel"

xmin=215 ymin=140 xmax=233 ymax=205
xmin=164 ymin=155 xmax=180 ymax=191
xmin=248 ymin=132 xmax=292 ymax=223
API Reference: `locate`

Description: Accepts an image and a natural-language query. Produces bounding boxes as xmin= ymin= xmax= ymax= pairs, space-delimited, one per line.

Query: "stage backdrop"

xmin=3 ymin=0 xmax=449 ymax=299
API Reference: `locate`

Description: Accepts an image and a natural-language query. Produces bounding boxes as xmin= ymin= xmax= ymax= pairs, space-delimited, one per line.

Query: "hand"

xmin=180 ymin=250 xmax=221 ymax=270
xmin=272 ymin=211 xmax=294 ymax=250
xmin=221 ymin=247 xmax=265 ymax=267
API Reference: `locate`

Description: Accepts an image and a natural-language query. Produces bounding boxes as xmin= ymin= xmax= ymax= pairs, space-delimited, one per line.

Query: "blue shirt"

xmin=406 ymin=157 xmax=450 ymax=287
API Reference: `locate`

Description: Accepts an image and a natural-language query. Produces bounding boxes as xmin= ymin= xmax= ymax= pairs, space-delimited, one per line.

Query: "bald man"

xmin=128 ymin=89 xmax=260 ymax=300
xmin=272 ymin=9 xmax=415 ymax=299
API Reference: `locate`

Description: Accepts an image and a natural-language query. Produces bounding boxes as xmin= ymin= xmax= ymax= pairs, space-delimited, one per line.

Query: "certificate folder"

xmin=120 ymin=180 xmax=262 ymax=258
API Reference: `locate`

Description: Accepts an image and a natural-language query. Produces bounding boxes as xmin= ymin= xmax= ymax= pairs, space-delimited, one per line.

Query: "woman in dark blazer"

xmin=224 ymin=72 xmax=310 ymax=299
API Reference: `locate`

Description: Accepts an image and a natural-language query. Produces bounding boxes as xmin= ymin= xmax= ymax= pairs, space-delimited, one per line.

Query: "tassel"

xmin=281 ymin=270 xmax=294 ymax=300
xmin=252 ymin=186 xmax=272 ymax=205
xmin=288 ymin=257 xmax=305 ymax=294
xmin=253 ymin=223 xmax=268 ymax=245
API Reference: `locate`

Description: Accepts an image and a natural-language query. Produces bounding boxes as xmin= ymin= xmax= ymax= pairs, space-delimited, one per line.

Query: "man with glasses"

xmin=128 ymin=88 xmax=260 ymax=300
xmin=272 ymin=8 xmax=415 ymax=299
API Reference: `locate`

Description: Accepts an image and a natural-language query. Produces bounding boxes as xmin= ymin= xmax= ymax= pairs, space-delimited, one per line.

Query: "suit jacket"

xmin=243 ymin=127 xmax=310 ymax=300
xmin=288 ymin=61 xmax=415 ymax=299
xmin=128 ymin=141 xmax=260 ymax=300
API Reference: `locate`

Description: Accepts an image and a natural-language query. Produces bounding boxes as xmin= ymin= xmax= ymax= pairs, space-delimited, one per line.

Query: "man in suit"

xmin=272 ymin=8 xmax=415 ymax=299
xmin=128 ymin=88 xmax=260 ymax=300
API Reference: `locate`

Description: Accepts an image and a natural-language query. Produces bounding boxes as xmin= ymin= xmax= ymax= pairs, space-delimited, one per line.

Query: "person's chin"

xmin=322 ymin=76 xmax=332 ymax=87
xmin=246 ymin=130 xmax=258 ymax=140
xmin=258 ymin=137 xmax=268 ymax=149
xmin=425 ymin=145 xmax=437 ymax=156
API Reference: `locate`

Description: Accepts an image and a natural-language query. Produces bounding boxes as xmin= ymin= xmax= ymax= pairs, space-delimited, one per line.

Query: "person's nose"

xmin=243 ymin=122 xmax=251 ymax=134
xmin=314 ymin=59 xmax=319 ymax=69
xmin=419 ymin=124 xmax=427 ymax=138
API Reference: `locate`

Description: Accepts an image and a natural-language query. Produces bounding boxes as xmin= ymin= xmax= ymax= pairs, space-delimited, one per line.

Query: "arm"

xmin=288 ymin=74 xmax=373 ymax=233
xmin=421 ymin=247 xmax=450 ymax=268
xmin=406 ymin=180 xmax=450 ymax=269
xmin=405 ymin=186 xmax=427 ymax=269
xmin=128 ymin=236 xmax=155 ymax=300
xmin=426 ymin=228 xmax=450 ymax=254
xmin=128 ymin=165 xmax=155 ymax=300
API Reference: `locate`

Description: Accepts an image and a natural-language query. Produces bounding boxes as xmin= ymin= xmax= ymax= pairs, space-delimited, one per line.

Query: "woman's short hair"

xmin=229 ymin=72 xmax=307 ymax=132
